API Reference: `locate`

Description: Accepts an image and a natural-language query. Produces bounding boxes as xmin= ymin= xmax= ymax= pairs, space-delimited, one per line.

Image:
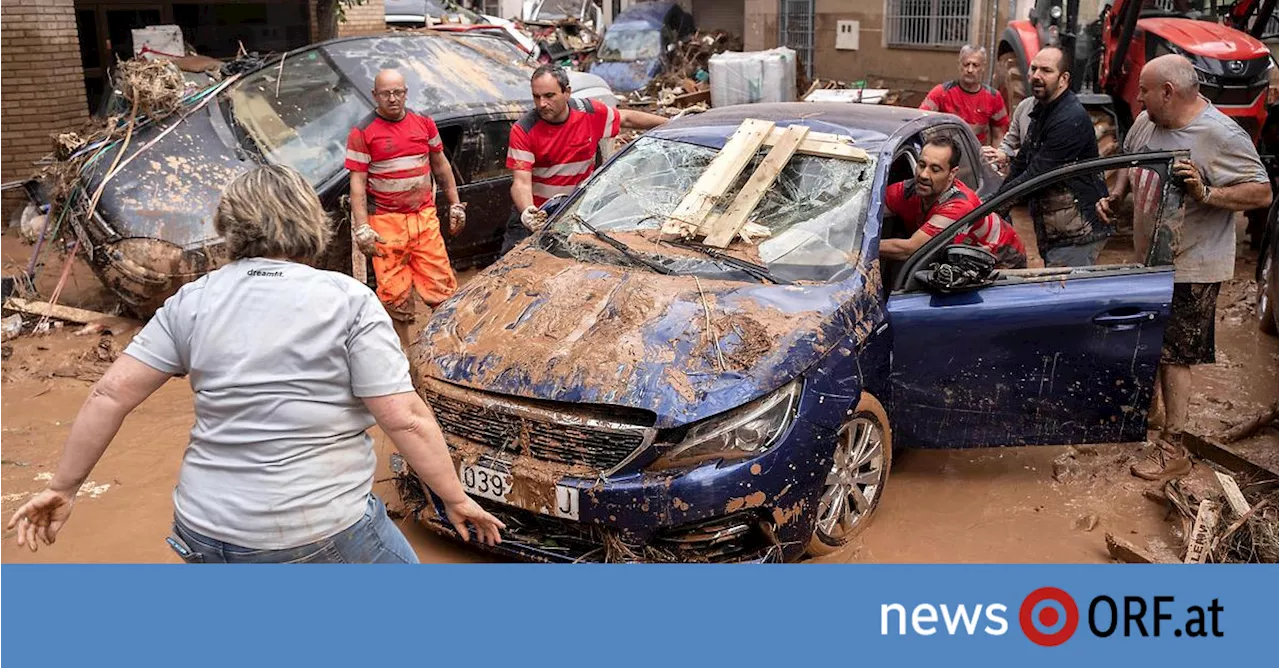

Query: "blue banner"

xmin=2 ymin=564 xmax=1276 ymax=666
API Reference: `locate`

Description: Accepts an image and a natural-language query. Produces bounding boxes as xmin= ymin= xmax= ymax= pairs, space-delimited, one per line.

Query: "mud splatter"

xmin=725 ymin=490 xmax=767 ymax=513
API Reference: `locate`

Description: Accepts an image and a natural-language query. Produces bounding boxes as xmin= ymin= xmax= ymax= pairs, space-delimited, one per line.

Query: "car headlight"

xmin=648 ymin=380 xmax=800 ymax=471
xmin=106 ymin=238 xmax=188 ymax=283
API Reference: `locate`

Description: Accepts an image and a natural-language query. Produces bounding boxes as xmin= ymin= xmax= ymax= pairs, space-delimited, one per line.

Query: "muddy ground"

xmin=2 ymin=221 xmax=1275 ymax=564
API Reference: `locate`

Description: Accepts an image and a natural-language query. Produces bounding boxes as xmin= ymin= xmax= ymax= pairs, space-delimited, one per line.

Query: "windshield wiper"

xmin=666 ymin=239 xmax=790 ymax=285
xmin=570 ymin=214 xmax=673 ymax=275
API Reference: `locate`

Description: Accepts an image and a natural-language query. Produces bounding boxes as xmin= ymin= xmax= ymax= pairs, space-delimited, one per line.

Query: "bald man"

xmin=345 ymin=69 xmax=465 ymax=349
xmin=1098 ymin=54 xmax=1272 ymax=481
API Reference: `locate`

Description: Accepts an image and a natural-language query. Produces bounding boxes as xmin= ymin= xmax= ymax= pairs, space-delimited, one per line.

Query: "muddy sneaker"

xmin=1130 ymin=439 xmax=1192 ymax=481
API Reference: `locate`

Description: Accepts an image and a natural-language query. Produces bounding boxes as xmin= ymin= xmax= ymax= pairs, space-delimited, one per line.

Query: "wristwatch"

xmin=1199 ymin=185 xmax=1212 ymax=203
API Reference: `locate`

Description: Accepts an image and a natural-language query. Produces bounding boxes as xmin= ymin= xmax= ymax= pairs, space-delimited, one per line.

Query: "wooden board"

xmin=661 ymin=119 xmax=775 ymax=237
xmin=1184 ymin=499 xmax=1222 ymax=564
xmin=1214 ymin=470 xmax=1251 ymax=517
xmin=3 ymin=297 xmax=112 ymax=325
xmin=762 ymin=126 xmax=869 ymax=162
xmin=704 ymin=125 xmax=810 ymax=248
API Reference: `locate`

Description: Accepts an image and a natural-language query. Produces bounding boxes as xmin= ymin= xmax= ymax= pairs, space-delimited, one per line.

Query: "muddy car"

xmin=393 ymin=103 xmax=1184 ymax=563
xmin=65 ymin=32 xmax=612 ymax=316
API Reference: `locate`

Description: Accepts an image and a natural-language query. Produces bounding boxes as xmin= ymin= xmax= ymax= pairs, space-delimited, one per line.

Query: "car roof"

xmin=315 ymin=32 xmax=534 ymax=119
xmin=651 ymin=102 xmax=941 ymax=154
xmin=615 ymin=1 xmax=678 ymax=25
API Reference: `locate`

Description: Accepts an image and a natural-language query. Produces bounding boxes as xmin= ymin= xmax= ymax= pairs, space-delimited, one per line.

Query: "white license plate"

xmin=459 ymin=462 xmax=513 ymax=503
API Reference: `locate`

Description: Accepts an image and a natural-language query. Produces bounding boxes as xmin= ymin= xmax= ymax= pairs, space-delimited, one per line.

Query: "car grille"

xmin=424 ymin=390 xmax=646 ymax=471
xmin=653 ymin=512 xmax=777 ymax=562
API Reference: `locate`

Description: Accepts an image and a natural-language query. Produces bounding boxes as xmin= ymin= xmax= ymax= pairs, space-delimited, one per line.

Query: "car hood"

xmin=418 ymin=245 xmax=879 ymax=429
xmin=589 ymin=59 xmax=660 ymax=94
xmin=81 ymin=101 xmax=253 ymax=248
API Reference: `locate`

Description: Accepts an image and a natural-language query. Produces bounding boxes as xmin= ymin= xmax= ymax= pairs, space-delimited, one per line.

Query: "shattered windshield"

xmin=226 ymin=50 xmax=372 ymax=185
xmin=598 ymin=29 xmax=661 ymax=61
xmin=551 ymin=136 xmax=877 ymax=283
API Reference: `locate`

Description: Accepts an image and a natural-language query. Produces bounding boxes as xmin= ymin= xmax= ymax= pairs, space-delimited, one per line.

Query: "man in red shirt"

xmin=346 ymin=69 xmax=466 ymax=348
xmin=920 ymin=45 xmax=1010 ymax=147
xmin=502 ymin=65 xmax=668 ymax=253
xmin=880 ymin=135 xmax=1026 ymax=269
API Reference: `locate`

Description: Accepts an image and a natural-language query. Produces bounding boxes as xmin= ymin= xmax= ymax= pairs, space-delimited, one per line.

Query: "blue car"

xmin=589 ymin=1 xmax=695 ymax=94
xmin=393 ymin=103 xmax=1182 ymax=562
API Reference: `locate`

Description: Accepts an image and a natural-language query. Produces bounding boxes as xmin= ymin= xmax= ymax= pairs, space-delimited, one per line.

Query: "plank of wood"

xmin=2 ymin=297 xmax=113 ymax=325
xmin=661 ymin=119 xmax=775 ymax=238
xmin=1105 ymin=533 xmax=1161 ymax=564
xmin=1184 ymin=499 xmax=1222 ymax=564
xmin=1214 ymin=470 xmax=1251 ymax=517
xmin=704 ymin=125 xmax=811 ymax=248
xmin=1182 ymin=430 xmax=1279 ymax=479
xmin=1211 ymin=496 xmax=1271 ymax=554
xmin=761 ymin=127 xmax=869 ymax=161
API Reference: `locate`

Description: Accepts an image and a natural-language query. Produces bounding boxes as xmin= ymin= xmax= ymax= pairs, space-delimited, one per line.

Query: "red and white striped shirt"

xmin=506 ymin=98 xmax=620 ymax=206
xmin=344 ymin=111 xmax=443 ymax=213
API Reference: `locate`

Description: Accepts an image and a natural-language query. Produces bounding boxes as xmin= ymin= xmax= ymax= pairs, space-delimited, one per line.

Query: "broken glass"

xmin=553 ymin=136 xmax=878 ymax=283
xmin=226 ymin=50 xmax=371 ymax=185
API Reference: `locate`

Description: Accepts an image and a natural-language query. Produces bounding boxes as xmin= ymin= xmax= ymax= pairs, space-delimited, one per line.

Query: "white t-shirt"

xmin=1123 ymin=103 xmax=1269 ymax=283
xmin=124 ymin=257 xmax=413 ymax=549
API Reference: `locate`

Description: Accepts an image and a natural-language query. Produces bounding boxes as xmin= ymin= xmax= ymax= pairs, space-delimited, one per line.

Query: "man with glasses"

xmin=345 ymin=68 xmax=466 ymax=349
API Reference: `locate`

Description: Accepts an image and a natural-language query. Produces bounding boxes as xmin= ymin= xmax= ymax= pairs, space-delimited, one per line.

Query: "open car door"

xmin=884 ymin=152 xmax=1183 ymax=447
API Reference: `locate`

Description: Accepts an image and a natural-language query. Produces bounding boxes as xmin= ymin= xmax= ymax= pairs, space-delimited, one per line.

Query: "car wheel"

xmin=995 ymin=51 xmax=1025 ymax=117
xmin=806 ymin=391 xmax=893 ymax=557
xmin=1264 ymin=246 xmax=1274 ymax=335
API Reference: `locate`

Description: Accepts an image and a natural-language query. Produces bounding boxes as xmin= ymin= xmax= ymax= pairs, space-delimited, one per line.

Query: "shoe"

xmin=1130 ymin=438 xmax=1192 ymax=481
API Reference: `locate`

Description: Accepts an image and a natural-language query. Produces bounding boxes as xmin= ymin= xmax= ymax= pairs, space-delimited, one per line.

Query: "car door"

xmin=446 ymin=116 xmax=518 ymax=269
xmin=883 ymin=152 xmax=1182 ymax=448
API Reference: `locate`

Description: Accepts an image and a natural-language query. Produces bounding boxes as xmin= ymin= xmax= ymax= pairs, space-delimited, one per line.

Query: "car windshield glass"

xmin=226 ymin=50 xmax=372 ymax=186
xmin=598 ymin=29 xmax=661 ymax=61
xmin=551 ymin=136 xmax=877 ymax=283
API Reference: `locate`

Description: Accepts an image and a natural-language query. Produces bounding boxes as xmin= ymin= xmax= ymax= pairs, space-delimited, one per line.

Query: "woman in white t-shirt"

xmin=7 ymin=165 xmax=504 ymax=563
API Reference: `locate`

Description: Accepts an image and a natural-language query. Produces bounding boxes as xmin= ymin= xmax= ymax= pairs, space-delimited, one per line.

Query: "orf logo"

xmin=1020 ymin=587 xmax=1079 ymax=646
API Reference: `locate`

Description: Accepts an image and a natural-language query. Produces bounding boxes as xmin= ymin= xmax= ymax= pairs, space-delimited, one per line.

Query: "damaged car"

xmin=589 ymin=1 xmax=695 ymax=93
xmin=394 ymin=102 xmax=1185 ymax=563
xmin=62 ymin=32 xmax=613 ymax=316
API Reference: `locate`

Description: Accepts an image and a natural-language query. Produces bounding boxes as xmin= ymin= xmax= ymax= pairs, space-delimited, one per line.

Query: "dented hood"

xmin=418 ymin=247 xmax=874 ymax=429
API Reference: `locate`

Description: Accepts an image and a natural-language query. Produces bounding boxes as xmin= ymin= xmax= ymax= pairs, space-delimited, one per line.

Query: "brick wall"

xmin=1 ymin=0 xmax=91 ymax=218
xmin=337 ymin=0 xmax=386 ymax=37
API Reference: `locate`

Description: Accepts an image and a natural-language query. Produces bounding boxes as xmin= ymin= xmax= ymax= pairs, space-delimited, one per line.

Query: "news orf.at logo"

xmin=1020 ymin=587 xmax=1079 ymax=646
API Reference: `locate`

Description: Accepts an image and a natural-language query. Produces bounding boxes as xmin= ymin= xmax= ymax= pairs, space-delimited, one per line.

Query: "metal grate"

xmin=779 ymin=0 xmax=815 ymax=78
xmin=425 ymin=390 xmax=646 ymax=471
xmin=886 ymin=0 xmax=973 ymax=48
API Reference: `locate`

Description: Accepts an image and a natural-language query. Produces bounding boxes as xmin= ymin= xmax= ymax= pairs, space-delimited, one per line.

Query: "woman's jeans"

xmin=168 ymin=494 xmax=418 ymax=564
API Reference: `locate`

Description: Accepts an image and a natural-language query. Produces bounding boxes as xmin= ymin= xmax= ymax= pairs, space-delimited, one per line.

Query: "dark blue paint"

xmin=588 ymin=58 xmax=661 ymax=94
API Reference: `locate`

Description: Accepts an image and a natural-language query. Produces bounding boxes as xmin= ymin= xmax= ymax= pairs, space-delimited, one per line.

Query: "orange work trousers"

xmin=368 ymin=207 xmax=456 ymax=322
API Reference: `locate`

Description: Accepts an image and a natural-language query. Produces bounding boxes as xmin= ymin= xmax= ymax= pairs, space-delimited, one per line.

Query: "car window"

xmin=469 ymin=121 xmax=512 ymax=182
xmin=598 ymin=30 xmax=662 ymax=61
xmin=553 ymin=136 xmax=878 ymax=283
xmin=226 ymin=50 xmax=372 ymax=185
xmin=896 ymin=157 xmax=1178 ymax=292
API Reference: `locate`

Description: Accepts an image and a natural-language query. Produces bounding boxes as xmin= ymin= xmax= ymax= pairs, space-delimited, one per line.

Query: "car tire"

xmin=806 ymin=391 xmax=893 ymax=557
xmin=994 ymin=51 xmax=1025 ymax=117
xmin=1264 ymin=246 xmax=1274 ymax=335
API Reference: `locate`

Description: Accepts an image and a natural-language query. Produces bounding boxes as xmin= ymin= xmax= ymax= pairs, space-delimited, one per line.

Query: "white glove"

xmin=354 ymin=224 xmax=385 ymax=257
xmin=448 ymin=202 xmax=467 ymax=235
xmin=520 ymin=205 xmax=547 ymax=232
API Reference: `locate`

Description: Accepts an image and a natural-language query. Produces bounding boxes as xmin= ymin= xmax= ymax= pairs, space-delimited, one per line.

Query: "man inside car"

xmin=880 ymin=135 xmax=1027 ymax=268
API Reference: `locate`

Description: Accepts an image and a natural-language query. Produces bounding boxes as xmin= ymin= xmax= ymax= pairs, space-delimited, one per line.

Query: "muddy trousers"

xmin=369 ymin=208 xmax=457 ymax=322
xmin=168 ymin=495 xmax=418 ymax=564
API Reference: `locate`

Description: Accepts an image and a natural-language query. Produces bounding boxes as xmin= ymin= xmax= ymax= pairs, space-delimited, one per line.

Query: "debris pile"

xmin=621 ymin=30 xmax=742 ymax=112
xmin=523 ymin=18 xmax=600 ymax=69
xmin=801 ymin=78 xmax=922 ymax=107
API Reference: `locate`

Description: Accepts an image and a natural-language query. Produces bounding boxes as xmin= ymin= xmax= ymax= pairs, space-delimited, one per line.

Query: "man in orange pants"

xmin=346 ymin=69 xmax=465 ymax=349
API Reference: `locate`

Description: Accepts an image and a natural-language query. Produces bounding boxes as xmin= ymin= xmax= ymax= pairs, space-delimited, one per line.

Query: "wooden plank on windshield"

xmin=661 ymin=118 xmax=775 ymax=239
xmin=761 ymin=126 xmax=867 ymax=161
xmin=704 ymin=125 xmax=811 ymax=248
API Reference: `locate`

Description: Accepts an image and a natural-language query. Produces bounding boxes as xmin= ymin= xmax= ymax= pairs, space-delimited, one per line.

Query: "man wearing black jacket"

xmin=998 ymin=46 xmax=1109 ymax=267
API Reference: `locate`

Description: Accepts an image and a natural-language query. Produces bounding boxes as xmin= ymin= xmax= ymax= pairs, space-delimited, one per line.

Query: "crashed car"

xmin=394 ymin=102 xmax=1185 ymax=563
xmin=589 ymin=1 xmax=695 ymax=94
xmin=65 ymin=32 xmax=612 ymax=316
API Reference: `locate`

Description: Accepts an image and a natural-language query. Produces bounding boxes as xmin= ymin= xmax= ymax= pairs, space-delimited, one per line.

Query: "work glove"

xmin=520 ymin=205 xmax=548 ymax=232
xmin=354 ymin=224 xmax=385 ymax=257
xmin=448 ymin=202 xmax=467 ymax=236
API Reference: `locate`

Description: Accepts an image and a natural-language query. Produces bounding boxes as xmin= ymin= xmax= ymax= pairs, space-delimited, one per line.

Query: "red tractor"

xmin=994 ymin=0 xmax=1275 ymax=150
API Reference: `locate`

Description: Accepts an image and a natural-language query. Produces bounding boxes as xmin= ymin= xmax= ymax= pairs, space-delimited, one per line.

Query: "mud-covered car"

xmin=393 ymin=103 xmax=1185 ymax=562
xmin=65 ymin=32 xmax=612 ymax=316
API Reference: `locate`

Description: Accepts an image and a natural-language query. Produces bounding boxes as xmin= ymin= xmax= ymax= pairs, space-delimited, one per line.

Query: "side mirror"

xmin=540 ymin=193 xmax=569 ymax=216
xmin=917 ymin=245 xmax=999 ymax=294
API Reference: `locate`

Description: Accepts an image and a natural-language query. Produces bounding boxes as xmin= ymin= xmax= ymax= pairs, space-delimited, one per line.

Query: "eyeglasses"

xmin=375 ymin=89 xmax=408 ymax=100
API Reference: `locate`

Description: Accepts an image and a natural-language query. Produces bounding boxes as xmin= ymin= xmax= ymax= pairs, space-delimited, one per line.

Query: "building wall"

xmin=692 ymin=0 xmax=743 ymax=35
xmin=743 ymin=0 xmax=778 ymax=51
xmin=1 ymin=0 xmax=91 ymax=218
xmin=336 ymin=0 xmax=386 ymax=36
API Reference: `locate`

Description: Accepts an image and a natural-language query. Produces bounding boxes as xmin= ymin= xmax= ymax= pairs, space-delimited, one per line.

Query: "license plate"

xmin=459 ymin=462 xmax=512 ymax=503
